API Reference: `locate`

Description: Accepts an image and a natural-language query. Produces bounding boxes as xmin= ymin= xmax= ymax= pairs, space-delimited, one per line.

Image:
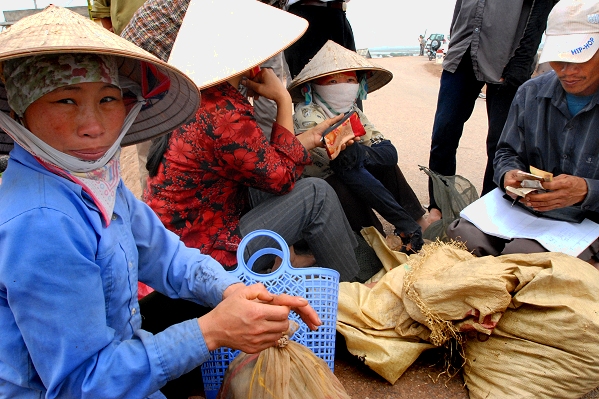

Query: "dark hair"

xmin=146 ymin=133 xmax=171 ymax=177
xmin=0 ymin=155 xmax=8 ymax=173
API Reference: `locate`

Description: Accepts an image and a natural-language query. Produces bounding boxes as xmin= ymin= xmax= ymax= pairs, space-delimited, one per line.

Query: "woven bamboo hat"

xmin=287 ymin=40 xmax=393 ymax=103
xmin=0 ymin=5 xmax=200 ymax=155
xmin=168 ymin=0 xmax=308 ymax=89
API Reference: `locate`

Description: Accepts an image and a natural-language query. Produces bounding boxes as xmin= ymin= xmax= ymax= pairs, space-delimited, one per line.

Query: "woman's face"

xmin=315 ymin=72 xmax=358 ymax=86
xmin=22 ymin=82 xmax=126 ymax=161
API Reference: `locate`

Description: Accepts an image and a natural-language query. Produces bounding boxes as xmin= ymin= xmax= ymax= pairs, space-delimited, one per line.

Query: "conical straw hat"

xmin=0 ymin=5 xmax=200 ymax=155
xmin=169 ymin=0 xmax=308 ymax=89
xmin=287 ymin=40 xmax=393 ymax=103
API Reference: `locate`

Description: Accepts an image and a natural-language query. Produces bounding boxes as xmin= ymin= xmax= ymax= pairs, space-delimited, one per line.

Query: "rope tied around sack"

xmin=276 ymin=320 xmax=299 ymax=348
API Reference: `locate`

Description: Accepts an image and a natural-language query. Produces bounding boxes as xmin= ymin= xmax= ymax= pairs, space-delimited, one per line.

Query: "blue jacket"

xmin=0 ymin=145 xmax=240 ymax=398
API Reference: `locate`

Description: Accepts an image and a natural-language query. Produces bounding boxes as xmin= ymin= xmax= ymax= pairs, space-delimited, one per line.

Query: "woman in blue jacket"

xmin=0 ymin=6 xmax=319 ymax=399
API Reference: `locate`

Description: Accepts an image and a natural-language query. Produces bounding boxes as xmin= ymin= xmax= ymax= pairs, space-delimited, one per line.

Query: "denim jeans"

xmin=428 ymin=51 xmax=519 ymax=210
xmin=331 ymin=140 xmax=421 ymax=236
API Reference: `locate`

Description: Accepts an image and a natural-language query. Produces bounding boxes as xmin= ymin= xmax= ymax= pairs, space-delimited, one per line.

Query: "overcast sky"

xmin=0 ymin=0 xmax=456 ymax=48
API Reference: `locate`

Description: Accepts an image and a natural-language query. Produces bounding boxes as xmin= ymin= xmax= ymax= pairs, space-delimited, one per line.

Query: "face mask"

xmin=312 ymin=83 xmax=359 ymax=114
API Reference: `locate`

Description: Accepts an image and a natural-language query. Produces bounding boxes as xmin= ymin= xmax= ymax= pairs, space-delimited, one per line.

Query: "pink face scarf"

xmin=0 ymin=53 xmax=143 ymax=225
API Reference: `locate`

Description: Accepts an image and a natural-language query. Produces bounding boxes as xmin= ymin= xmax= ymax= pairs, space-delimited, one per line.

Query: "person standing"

xmin=284 ymin=0 xmax=356 ymax=78
xmin=426 ymin=0 xmax=558 ymax=223
xmin=419 ymin=34 xmax=426 ymax=56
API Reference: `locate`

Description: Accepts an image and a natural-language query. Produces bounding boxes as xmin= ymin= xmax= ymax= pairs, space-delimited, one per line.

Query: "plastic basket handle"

xmin=237 ymin=229 xmax=291 ymax=272
xmin=246 ymin=248 xmax=284 ymax=267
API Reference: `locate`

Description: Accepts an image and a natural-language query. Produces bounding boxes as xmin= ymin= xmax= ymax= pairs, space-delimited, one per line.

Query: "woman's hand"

xmin=241 ymin=68 xmax=291 ymax=106
xmin=241 ymin=68 xmax=293 ymax=132
xmin=198 ymin=283 xmax=321 ymax=353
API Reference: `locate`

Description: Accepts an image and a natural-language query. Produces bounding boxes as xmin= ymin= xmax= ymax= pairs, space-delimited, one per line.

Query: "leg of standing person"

xmin=428 ymin=50 xmax=485 ymax=214
xmin=284 ymin=3 xmax=356 ymax=78
xmin=481 ymin=82 xmax=519 ymax=195
xmin=239 ymin=177 xmax=359 ymax=282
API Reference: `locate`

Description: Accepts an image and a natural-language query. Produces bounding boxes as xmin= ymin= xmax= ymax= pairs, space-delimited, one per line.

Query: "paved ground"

xmin=361 ymin=55 xmax=488 ymax=205
xmin=120 ymin=55 xmax=487 ymax=398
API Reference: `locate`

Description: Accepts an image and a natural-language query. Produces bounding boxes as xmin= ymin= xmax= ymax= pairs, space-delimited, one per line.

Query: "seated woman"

xmin=289 ymin=40 xmax=428 ymax=253
xmin=137 ymin=3 xmax=360 ymax=282
xmin=0 ymin=6 xmax=320 ymax=398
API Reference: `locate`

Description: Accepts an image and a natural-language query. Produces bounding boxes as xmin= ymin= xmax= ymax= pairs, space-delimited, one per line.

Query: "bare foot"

xmin=271 ymin=245 xmax=316 ymax=272
xmin=416 ymin=216 xmax=431 ymax=232
xmin=427 ymin=208 xmax=442 ymax=224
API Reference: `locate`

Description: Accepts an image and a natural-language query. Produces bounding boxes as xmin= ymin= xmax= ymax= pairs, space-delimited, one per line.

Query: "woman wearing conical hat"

xmin=289 ymin=40 xmax=429 ymax=252
xmin=132 ymin=0 xmax=361 ymax=282
xmin=0 ymin=6 xmax=320 ymax=398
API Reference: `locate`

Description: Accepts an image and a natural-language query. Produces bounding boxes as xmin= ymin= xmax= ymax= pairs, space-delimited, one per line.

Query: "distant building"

xmin=1 ymin=6 xmax=90 ymax=30
xmin=357 ymin=48 xmax=372 ymax=59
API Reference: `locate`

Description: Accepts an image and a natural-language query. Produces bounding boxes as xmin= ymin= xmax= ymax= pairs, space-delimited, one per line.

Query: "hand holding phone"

xmin=321 ymin=111 xmax=366 ymax=159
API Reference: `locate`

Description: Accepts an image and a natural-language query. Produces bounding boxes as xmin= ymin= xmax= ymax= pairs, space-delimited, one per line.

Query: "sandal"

xmin=395 ymin=228 xmax=424 ymax=253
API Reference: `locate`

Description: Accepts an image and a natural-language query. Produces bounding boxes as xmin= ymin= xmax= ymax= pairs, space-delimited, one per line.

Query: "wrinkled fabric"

xmin=0 ymin=144 xmax=240 ymax=398
xmin=4 ymin=54 xmax=119 ymax=117
xmin=338 ymin=227 xmax=599 ymax=397
xmin=144 ymin=82 xmax=310 ymax=267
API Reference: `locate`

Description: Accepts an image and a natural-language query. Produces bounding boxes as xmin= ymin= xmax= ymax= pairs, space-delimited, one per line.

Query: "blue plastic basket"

xmin=200 ymin=229 xmax=340 ymax=399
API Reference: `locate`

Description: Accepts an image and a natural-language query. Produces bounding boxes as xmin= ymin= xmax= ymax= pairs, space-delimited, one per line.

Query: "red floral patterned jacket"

xmin=144 ymin=82 xmax=311 ymax=267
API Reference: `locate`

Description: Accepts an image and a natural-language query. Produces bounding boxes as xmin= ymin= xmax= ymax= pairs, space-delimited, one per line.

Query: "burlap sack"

xmin=338 ymin=229 xmax=599 ymax=396
xmin=337 ymin=265 xmax=434 ymax=384
xmin=461 ymin=253 xmax=599 ymax=399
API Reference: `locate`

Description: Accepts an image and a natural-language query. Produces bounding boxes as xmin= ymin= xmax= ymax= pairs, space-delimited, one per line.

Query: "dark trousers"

xmin=284 ymin=4 xmax=362 ymax=111
xmin=284 ymin=4 xmax=356 ymax=78
xmin=428 ymin=51 xmax=518 ymax=210
xmin=447 ymin=218 xmax=599 ymax=262
xmin=331 ymin=141 xmax=422 ymax=236
xmin=139 ymin=292 xmax=211 ymax=399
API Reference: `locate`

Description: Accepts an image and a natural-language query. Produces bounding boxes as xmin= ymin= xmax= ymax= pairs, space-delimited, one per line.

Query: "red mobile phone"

xmin=321 ymin=111 xmax=366 ymax=160
xmin=248 ymin=66 xmax=261 ymax=79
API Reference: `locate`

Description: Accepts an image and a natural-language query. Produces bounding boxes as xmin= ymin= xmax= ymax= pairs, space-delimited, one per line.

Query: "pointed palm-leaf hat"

xmin=167 ymin=0 xmax=308 ymax=89
xmin=287 ymin=40 xmax=393 ymax=103
xmin=0 ymin=5 xmax=200 ymax=155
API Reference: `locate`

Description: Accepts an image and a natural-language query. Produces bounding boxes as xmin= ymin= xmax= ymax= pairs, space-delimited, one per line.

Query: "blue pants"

xmin=331 ymin=140 xmax=421 ymax=237
xmin=428 ymin=51 xmax=518 ymax=209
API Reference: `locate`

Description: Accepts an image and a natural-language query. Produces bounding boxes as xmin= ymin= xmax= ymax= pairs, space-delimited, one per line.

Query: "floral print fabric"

xmin=144 ymin=82 xmax=311 ymax=267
